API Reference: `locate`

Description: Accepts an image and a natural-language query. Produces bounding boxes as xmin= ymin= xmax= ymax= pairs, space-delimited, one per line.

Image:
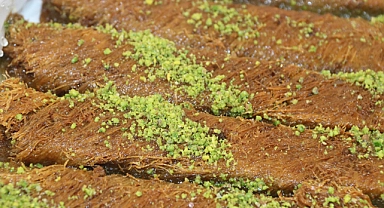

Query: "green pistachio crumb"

xmin=83 ymin=58 xmax=92 ymax=65
xmin=77 ymin=39 xmax=84 ymax=46
xmin=206 ymin=18 xmax=213 ymax=26
xmin=71 ymin=55 xmax=79 ymax=64
xmin=343 ymin=194 xmax=351 ymax=204
xmin=103 ymin=48 xmax=112 ymax=55
xmin=191 ymin=13 xmax=202 ymax=21
xmin=145 ymin=0 xmax=154 ymax=5
xmin=98 ymin=127 xmax=106 ymax=133
xmin=16 ymin=167 xmax=25 ymax=174
xmin=328 ymin=187 xmax=334 ymax=194
xmin=135 ymin=191 xmax=143 ymax=197
xmin=308 ymin=45 xmax=317 ymax=52
xmin=15 ymin=114 xmax=23 ymax=121
xmin=311 ymin=87 xmax=319 ymax=95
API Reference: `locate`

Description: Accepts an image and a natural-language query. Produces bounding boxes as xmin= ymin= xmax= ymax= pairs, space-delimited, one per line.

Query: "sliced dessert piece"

xmin=0 ymin=165 xmax=220 ymax=207
xmin=43 ymin=0 xmax=384 ymax=72
xmin=4 ymin=23 xmax=384 ymax=130
xmin=2 ymin=80 xmax=382 ymax=200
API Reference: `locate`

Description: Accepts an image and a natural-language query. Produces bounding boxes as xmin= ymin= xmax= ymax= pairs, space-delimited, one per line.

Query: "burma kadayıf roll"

xmin=43 ymin=0 xmax=384 ymax=73
xmin=4 ymin=21 xmax=384 ymax=132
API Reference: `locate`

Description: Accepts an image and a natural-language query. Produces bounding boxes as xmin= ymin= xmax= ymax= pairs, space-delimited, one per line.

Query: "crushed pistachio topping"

xmin=309 ymin=124 xmax=339 ymax=155
xmin=319 ymin=69 xmax=384 ymax=157
xmin=96 ymin=25 xmax=252 ymax=116
xmin=0 ymin=180 xmax=55 ymax=208
xmin=0 ymin=163 xmax=61 ymax=207
xmin=0 ymin=163 xmax=61 ymax=208
xmin=310 ymin=123 xmax=384 ymax=159
xmin=371 ymin=15 xmax=384 ymax=24
xmin=292 ymin=124 xmax=306 ymax=136
xmin=302 ymin=183 xmax=369 ymax=207
xmin=64 ymin=81 xmax=234 ymax=165
xmin=321 ymin=69 xmax=384 ymax=96
xmin=311 ymin=124 xmax=340 ymax=145
xmin=192 ymin=175 xmax=292 ymax=207
xmin=82 ymin=185 xmax=96 ymax=199
xmin=348 ymin=126 xmax=384 ymax=159
xmin=185 ymin=1 xmax=261 ymax=41
xmin=62 ymin=88 xmax=94 ymax=108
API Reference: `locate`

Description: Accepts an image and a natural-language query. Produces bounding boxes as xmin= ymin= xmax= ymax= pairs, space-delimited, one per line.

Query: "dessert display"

xmin=0 ymin=0 xmax=383 ymax=207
